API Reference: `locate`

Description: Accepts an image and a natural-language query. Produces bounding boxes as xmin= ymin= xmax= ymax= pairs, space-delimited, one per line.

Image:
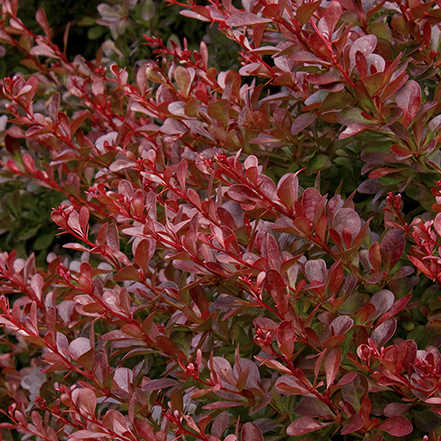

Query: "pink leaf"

xmin=225 ymin=12 xmax=271 ymax=26
xmin=68 ymin=337 xmax=91 ymax=360
xmin=339 ymin=123 xmax=378 ymax=139
xmin=69 ymin=430 xmax=109 ymax=439
xmin=395 ymin=80 xmax=421 ymax=119
xmin=174 ymin=66 xmax=192 ymax=98
xmin=349 ymin=35 xmax=377 ymax=70
xmin=286 ymin=417 xmax=332 ymax=436
xmin=434 ymin=213 xmax=441 ymax=237
xmin=180 ymin=8 xmax=211 ymax=21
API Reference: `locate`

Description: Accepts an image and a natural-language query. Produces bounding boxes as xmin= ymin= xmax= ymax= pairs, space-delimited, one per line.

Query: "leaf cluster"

xmin=1 ymin=0 xmax=441 ymax=440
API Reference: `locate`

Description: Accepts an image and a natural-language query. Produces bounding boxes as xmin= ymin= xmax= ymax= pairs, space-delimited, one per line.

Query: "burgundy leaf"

xmin=304 ymin=259 xmax=328 ymax=283
xmin=371 ymin=318 xmax=397 ymax=347
xmin=203 ymin=401 xmax=243 ymax=409
xmin=340 ymin=414 xmax=364 ymax=435
xmin=377 ymin=416 xmax=413 ymax=436
xmin=141 ymin=379 xmax=181 ymax=391
xmin=265 ymin=269 xmax=285 ymax=305
xmin=294 ymin=397 xmax=334 ymax=419
xmin=276 ymin=375 xmax=310 ymax=395
xmin=380 ymin=228 xmax=405 ymax=272
xmin=368 ymin=290 xmax=395 ymax=320
xmin=383 ymin=402 xmax=412 ymax=417
xmin=286 ymin=417 xmax=332 ymax=436
xmin=241 ymin=422 xmax=263 ymax=441
xmin=332 ymin=208 xmax=361 ymax=242
xmin=301 ymin=187 xmax=322 ymax=222
xmin=291 ymin=113 xmax=317 ymax=135
xmin=277 ymin=172 xmax=299 ymax=211
xmin=330 ymin=316 xmax=354 ymax=335
xmin=211 ymin=411 xmax=229 ymax=438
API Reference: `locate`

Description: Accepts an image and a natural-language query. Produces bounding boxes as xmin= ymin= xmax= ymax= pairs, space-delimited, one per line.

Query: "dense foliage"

xmin=1 ymin=0 xmax=441 ymax=439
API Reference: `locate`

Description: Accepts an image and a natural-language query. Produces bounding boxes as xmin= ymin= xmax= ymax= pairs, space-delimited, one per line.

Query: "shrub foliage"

xmin=1 ymin=0 xmax=441 ymax=439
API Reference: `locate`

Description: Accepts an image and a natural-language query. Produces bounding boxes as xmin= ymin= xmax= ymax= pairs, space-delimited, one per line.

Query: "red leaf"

xmin=323 ymin=0 xmax=342 ymax=36
xmin=301 ymin=187 xmax=322 ymax=222
xmin=325 ymin=347 xmax=342 ymax=389
xmin=297 ymin=0 xmax=321 ymax=26
xmin=266 ymin=269 xmax=286 ymax=305
xmin=176 ymin=158 xmax=188 ymax=191
xmin=276 ymin=375 xmax=310 ymax=395
xmin=377 ymin=416 xmax=413 ymax=436
xmin=277 ymin=172 xmax=299 ymax=211
xmin=277 ymin=321 xmax=295 ymax=359
xmin=286 ymin=417 xmax=332 ymax=436
xmin=355 ymin=51 xmax=368 ymax=77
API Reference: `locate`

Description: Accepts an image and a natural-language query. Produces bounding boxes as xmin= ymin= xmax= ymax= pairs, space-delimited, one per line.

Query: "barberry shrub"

xmin=2 ymin=0 xmax=441 ymax=439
